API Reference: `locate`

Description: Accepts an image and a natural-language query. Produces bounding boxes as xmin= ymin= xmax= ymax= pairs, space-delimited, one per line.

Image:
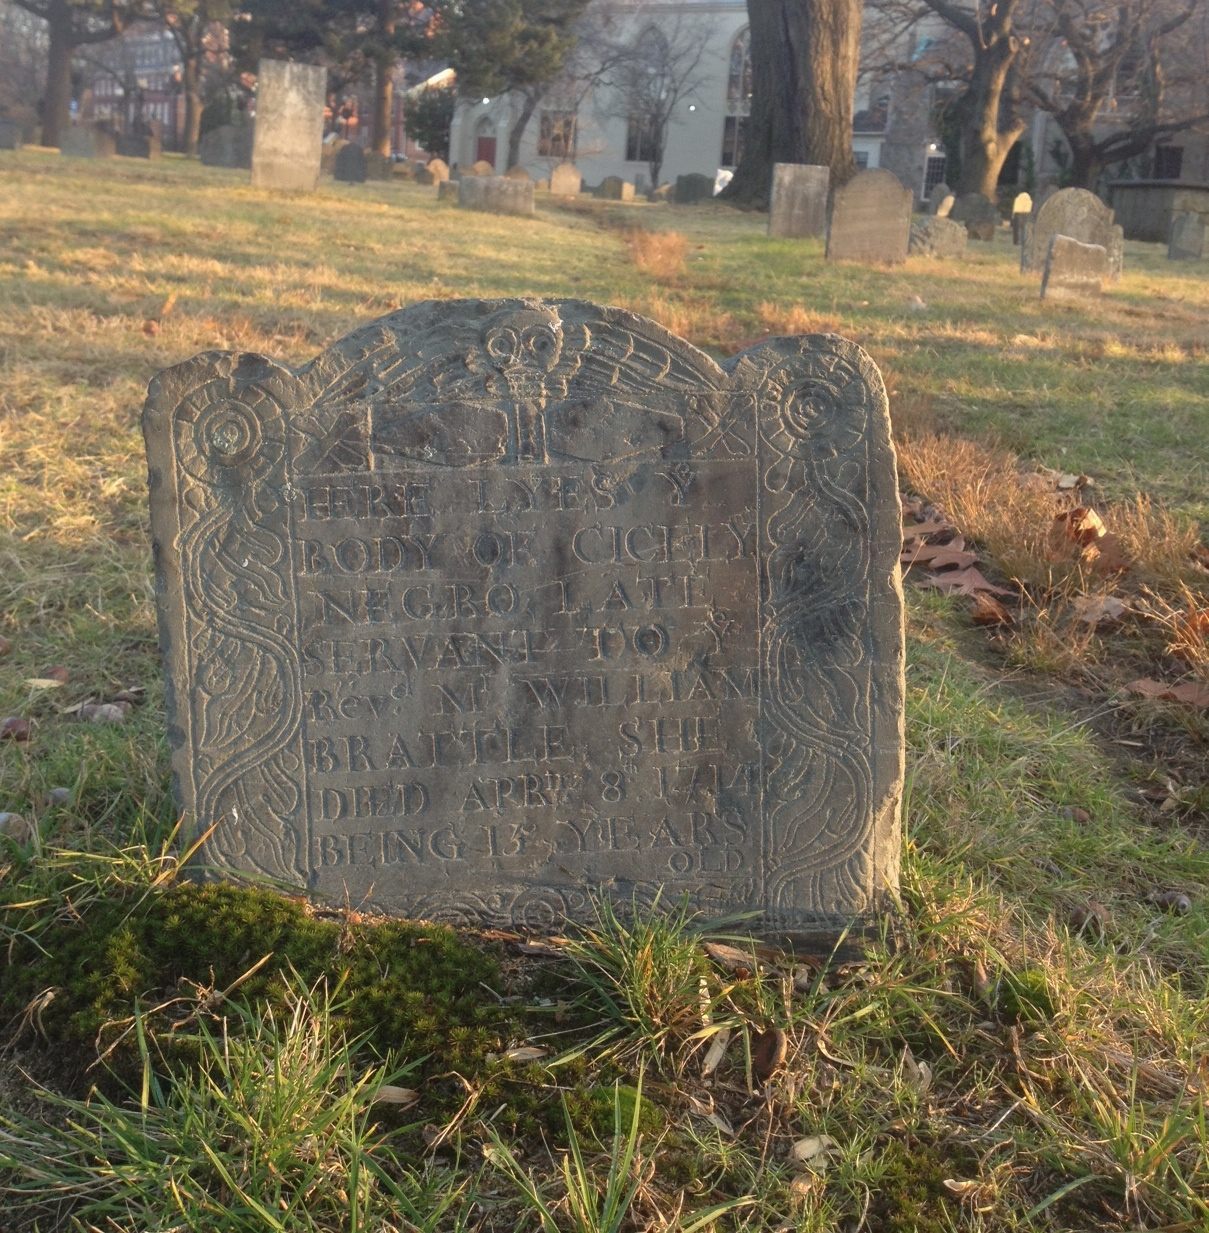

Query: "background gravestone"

xmin=469 ymin=159 xmax=495 ymax=176
xmin=599 ymin=176 xmax=635 ymax=202
xmin=909 ymin=216 xmax=968 ymax=259
xmin=61 ymin=123 xmax=116 ymax=159
xmin=143 ymin=298 xmax=904 ymax=935
xmin=1011 ymin=192 xmax=1033 ymax=245
xmin=826 ymin=169 xmax=912 ymax=264
xmin=768 ymin=164 xmax=829 ymax=239
xmin=504 ymin=165 xmax=531 ymax=181
xmin=418 ymin=158 xmax=449 ymax=185
xmin=251 ymin=59 xmax=326 ymax=192
xmin=0 ymin=118 xmax=21 ymax=149
xmin=1168 ymin=211 xmax=1206 ymax=260
xmin=200 ymin=123 xmax=254 ymax=169
xmin=333 ymin=142 xmax=368 ymax=183
xmin=550 ymin=162 xmax=582 ymax=195
xmin=364 ymin=152 xmax=394 ymax=180
xmin=926 ymin=182 xmax=952 ymax=214
xmin=1022 ymin=188 xmax=1118 ymax=278
xmin=1041 ymin=234 xmax=1107 ymax=300
xmin=675 ymin=173 xmax=715 ymax=204
xmin=458 ymin=174 xmax=535 ymax=216
xmin=950 ymin=193 xmax=998 ymax=241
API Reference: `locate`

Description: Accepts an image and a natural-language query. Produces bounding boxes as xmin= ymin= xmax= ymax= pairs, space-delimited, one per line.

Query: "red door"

xmin=475 ymin=136 xmax=496 ymax=167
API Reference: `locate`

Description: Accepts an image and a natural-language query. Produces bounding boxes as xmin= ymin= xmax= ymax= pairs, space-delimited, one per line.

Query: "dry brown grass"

xmin=755 ymin=300 xmax=846 ymax=337
xmin=618 ymin=291 xmax=740 ymax=353
xmin=623 ymin=228 xmax=687 ymax=281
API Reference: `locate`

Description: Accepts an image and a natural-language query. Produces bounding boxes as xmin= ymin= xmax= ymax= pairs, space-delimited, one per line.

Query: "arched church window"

xmin=722 ymin=27 xmax=752 ymax=167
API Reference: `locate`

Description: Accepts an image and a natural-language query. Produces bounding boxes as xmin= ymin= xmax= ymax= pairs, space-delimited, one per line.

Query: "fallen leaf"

xmin=0 ymin=717 xmax=31 ymax=742
xmin=24 ymin=678 xmax=66 ymax=690
xmin=160 ymin=291 xmax=178 ymax=317
xmin=111 ymin=686 xmax=146 ymax=706
xmin=143 ymin=319 xmax=160 ymax=337
xmin=790 ymin=1135 xmax=835 ymax=1170
xmin=1049 ymin=506 xmax=1109 ymax=561
xmin=43 ymin=665 xmax=70 ymax=683
xmin=1056 ymin=473 xmax=1087 ymax=490
xmin=1063 ymin=806 xmax=1091 ymax=824
xmin=970 ymin=592 xmax=1013 ymax=625
xmin=704 ymin=941 xmax=757 ymax=975
xmin=1126 ymin=678 xmax=1209 ymax=708
xmin=1073 ymin=594 xmax=1127 ymax=626
xmin=752 ymin=1026 xmax=788 ymax=1082
xmin=373 ymin=1084 xmax=420 ymax=1106
xmin=493 ymin=1045 xmax=548 ymax=1063
xmin=922 ymin=567 xmax=1013 ymax=597
xmin=78 ymin=702 xmax=131 ymax=723
xmin=701 ymin=1026 xmax=732 ymax=1077
xmin=1084 ymin=532 xmax=1132 ymax=574
xmin=902 ymin=1045 xmax=933 ymax=1095
xmin=0 ymin=635 xmax=11 ymax=657
xmin=904 ymin=513 xmax=955 ymax=538
xmin=901 ymin=536 xmax=978 ymax=571
xmin=1069 ymin=901 xmax=1110 ymax=937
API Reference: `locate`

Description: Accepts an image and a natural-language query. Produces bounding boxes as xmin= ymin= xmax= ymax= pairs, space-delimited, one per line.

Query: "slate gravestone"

xmin=600 ymin=176 xmax=635 ymax=202
xmin=251 ymin=59 xmax=326 ymax=192
xmin=950 ymin=193 xmax=998 ymax=241
xmin=909 ymin=216 xmax=967 ymax=259
xmin=143 ymin=298 xmax=904 ymax=935
xmin=926 ymin=182 xmax=952 ymax=214
xmin=201 ymin=123 xmax=254 ymax=168
xmin=117 ymin=125 xmax=161 ymax=159
xmin=334 ymin=143 xmax=368 ymax=183
xmin=1022 ymin=188 xmax=1119 ymax=279
xmin=1169 ymin=211 xmax=1207 ymax=260
xmin=0 ymin=118 xmax=22 ymax=150
xmin=61 ymin=123 xmax=116 ymax=158
xmin=1041 ymin=235 xmax=1107 ymax=300
xmin=550 ymin=162 xmax=582 ymax=195
xmin=458 ymin=175 xmax=535 ymax=216
xmin=826 ymin=169 xmax=912 ymax=264
xmin=675 ymin=173 xmax=715 ymax=204
xmin=768 ymin=164 xmax=829 ymax=239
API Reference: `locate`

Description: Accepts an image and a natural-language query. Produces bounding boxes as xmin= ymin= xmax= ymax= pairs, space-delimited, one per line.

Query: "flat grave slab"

xmin=144 ymin=299 xmax=904 ymax=936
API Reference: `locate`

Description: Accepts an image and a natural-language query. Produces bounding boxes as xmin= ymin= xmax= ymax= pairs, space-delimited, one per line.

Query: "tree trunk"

xmin=183 ymin=56 xmax=202 ymax=156
xmin=372 ymin=0 xmax=396 ymax=157
xmin=1065 ymin=137 xmax=1102 ymax=190
xmin=722 ymin=0 xmax=861 ymax=209
xmin=42 ymin=0 xmax=75 ymax=148
xmin=507 ymin=91 xmax=540 ymax=169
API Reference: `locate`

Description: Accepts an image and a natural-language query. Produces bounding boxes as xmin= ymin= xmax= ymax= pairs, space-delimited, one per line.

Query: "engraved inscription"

xmin=143 ymin=298 xmax=904 ymax=933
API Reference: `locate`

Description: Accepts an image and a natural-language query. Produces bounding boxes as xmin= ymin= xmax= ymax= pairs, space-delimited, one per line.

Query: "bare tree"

xmin=724 ymin=0 xmax=863 ymax=207
xmin=593 ymin=5 xmax=713 ymax=189
xmin=0 ymin=1 xmax=49 ymax=133
xmin=1026 ymin=0 xmax=1209 ymax=188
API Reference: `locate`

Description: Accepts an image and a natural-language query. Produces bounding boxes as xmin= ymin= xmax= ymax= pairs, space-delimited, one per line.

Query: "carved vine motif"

xmin=160 ymin=363 xmax=307 ymax=884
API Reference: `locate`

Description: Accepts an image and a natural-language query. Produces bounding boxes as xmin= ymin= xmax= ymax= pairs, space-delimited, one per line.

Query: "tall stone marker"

xmin=143 ymin=298 xmax=904 ymax=936
xmin=333 ymin=142 xmax=368 ymax=183
xmin=1168 ymin=211 xmax=1206 ymax=260
xmin=826 ymin=169 xmax=912 ymax=264
xmin=251 ymin=59 xmax=326 ymax=192
xmin=61 ymin=123 xmax=116 ymax=158
xmin=550 ymin=162 xmax=582 ymax=196
xmin=768 ymin=164 xmax=829 ymax=239
xmin=1041 ymin=235 xmax=1107 ymax=300
xmin=1022 ymin=188 xmax=1119 ymax=280
xmin=1010 ymin=192 xmax=1033 ymax=245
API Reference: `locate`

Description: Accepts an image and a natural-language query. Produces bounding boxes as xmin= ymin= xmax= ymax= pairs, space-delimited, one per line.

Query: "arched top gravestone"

xmin=142 ymin=299 xmax=904 ymax=937
xmin=826 ymin=169 xmax=912 ymax=264
xmin=333 ymin=142 xmax=367 ymax=183
xmin=1022 ymin=188 xmax=1118 ymax=277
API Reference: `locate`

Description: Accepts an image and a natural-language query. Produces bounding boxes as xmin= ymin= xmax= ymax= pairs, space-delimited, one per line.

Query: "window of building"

xmin=538 ymin=109 xmax=576 ymax=158
xmin=854 ymin=150 xmax=869 ymax=169
xmin=1154 ymin=145 xmax=1184 ymax=179
xmin=923 ymin=154 xmax=947 ymax=195
xmin=626 ymin=115 xmax=658 ymax=164
xmin=720 ymin=27 xmax=752 ymax=167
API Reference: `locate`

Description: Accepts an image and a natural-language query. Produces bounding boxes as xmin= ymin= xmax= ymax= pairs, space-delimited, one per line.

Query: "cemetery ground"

xmin=0 ymin=150 xmax=1207 ymax=1232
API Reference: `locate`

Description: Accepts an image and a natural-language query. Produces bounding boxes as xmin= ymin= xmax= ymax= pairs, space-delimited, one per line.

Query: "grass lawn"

xmin=1 ymin=149 xmax=1207 ymax=1232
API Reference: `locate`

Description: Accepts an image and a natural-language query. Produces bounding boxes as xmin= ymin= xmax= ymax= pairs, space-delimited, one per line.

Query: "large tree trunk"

xmin=507 ymin=91 xmax=539 ymax=169
xmin=372 ymin=0 xmax=395 ymax=157
xmin=183 ymin=56 xmax=202 ymax=156
xmin=954 ymin=40 xmax=1025 ymax=197
xmin=42 ymin=0 xmax=75 ymax=148
xmin=1065 ymin=137 xmax=1103 ymax=190
xmin=722 ymin=0 xmax=861 ymax=209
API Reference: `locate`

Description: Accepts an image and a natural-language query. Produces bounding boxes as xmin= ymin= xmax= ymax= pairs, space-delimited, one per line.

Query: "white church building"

xmin=446 ymin=0 xmax=950 ymax=200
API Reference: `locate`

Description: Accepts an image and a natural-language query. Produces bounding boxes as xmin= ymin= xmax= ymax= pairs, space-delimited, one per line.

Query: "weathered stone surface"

xmin=1012 ymin=191 xmax=1033 ymax=216
xmin=251 ymin=59 xmax=326 ymax=192
xmin=437 ymin=179 xmax=459 ymax=201
xmin=200 ymin=123 xmax=254 ymax=169
xmin=61 ymin=123 xmax=116 ymax=158
xmin=1041 ymin=234 xmax=1107 ymax=300
xmin=768 ymin=163 xmax=829 ymax=239
xmin=504 ymin=165 xmax=531 ymax=181
xmin=469 ymin=159 xmax=495 ymax=176
xmin=333 ymin=142 xmax=367 ymax=182
xmin=1168 ymin=211 xmax=1207 ymax=260
xmin=826 ymin=169 xmax=912 ymax=265
xmin=116 ymin=127 xmax=161 ymax=159
xmin=418 ymin=157 xmax=449 ymax=185
xmin=550 ymin=162 xmax=582 ymax=196
xmin=1022 ymin=188 xmax=1118 ymax=279
xmin=950 ymin=193 xmax=999 ymax=241
xmin=1107 ymin=224 xmax=1124 ymax=281
xmin=934 ymin=193 xmax=955 ymax=219
xmin=674 ymin=173 xmax=715 ymax=204
xmin=926 ymin=182 xmax=952 ymax=214
xmin=909 ymin=216 xmax=968 ymax=259
xmin=143 ymin=298 xmax=904 ymax=934
xmin=599 ymin=176 xmax=635 ymax=202
xmin=0 ymin=118 xmax=21 ymax=150
xmin=458 ymin=174 xmax=535 ymax=216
